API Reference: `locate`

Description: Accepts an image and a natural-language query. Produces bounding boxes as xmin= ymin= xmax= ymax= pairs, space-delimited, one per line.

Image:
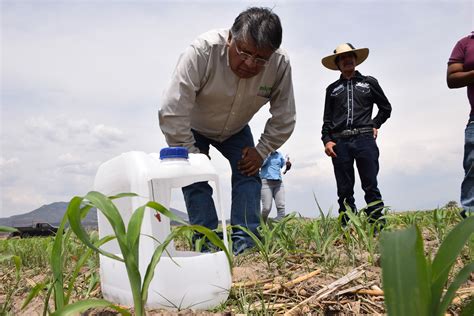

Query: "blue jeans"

xmin=261 ymin=179 xmax=285 ymax=221
xmin=182 ymin=125 xmax=261 ymax=249
xmin=331 ymin=133 xmax=384 ymax=222
xmin=461 ymin=122 xmax=474 ymax=216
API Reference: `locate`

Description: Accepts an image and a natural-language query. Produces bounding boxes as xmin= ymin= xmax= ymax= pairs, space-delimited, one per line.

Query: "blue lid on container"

xmin=159 ymin=147 xmax=189 ymax=159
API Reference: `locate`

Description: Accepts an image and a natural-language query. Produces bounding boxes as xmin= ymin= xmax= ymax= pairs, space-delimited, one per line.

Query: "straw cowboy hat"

xmin=321 ymin=43 xmax=369 ymax=70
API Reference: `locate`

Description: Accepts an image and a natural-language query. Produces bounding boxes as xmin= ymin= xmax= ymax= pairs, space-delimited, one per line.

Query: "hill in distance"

xmin=0 ymin=202 xmax=189 ymax=228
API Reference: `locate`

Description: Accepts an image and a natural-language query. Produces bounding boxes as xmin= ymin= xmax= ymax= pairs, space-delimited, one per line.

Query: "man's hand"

xmin=373 ymin=128 xmax=378 ymax=139
xmin=283 ymin=159 xmax=292 ymax=174
xmin=324 ymin=141 xmax=337 ymax=158
xmin=238 ymin=147 xmax=263 ymax=176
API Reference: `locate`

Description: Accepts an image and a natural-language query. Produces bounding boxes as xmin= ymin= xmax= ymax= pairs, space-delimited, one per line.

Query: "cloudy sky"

xmin=1 ymin=0 xmax=473 ymax=219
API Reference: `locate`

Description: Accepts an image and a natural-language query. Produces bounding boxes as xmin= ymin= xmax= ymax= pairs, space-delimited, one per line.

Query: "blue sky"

xmin=1 ymin=0 xmax=473 ymax=218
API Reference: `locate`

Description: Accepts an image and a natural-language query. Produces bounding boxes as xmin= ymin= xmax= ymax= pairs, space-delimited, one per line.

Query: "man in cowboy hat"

xmin=321 ymin=43 xmax=392 ymax=227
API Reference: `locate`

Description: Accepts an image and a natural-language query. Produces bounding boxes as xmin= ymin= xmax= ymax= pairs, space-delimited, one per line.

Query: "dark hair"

xmin=335 ymin=51 xmax=357 ymax=65
xmin=230 ymin=7 xmax=282 ymax=50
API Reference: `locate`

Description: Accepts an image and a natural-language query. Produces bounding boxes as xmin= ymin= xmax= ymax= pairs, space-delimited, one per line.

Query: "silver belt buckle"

xmin=340 ymin=130 xmax=351 ymax=137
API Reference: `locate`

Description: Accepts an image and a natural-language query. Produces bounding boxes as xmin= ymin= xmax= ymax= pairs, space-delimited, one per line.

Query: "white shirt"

xmin=159 ymin=29 xmax=296 ymax=158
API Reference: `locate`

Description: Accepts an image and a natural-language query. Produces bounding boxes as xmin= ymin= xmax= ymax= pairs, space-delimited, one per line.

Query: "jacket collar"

xmin=338 ymin=70 xmax=364 ymax=81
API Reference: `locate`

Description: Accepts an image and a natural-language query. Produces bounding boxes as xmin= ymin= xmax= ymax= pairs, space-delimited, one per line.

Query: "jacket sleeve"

xmin=368 ymin=76 xmax=392 ymax=129
xmin=158 ymin=44 xmax=208 ymax=153
xmin=321 ymin=86 xmax=334 ymax=145
xmin=255 ymin=59 xmax=296 ymax=158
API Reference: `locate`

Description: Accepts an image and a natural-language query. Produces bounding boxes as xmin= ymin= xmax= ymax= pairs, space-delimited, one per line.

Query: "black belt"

xmin=331 ymin=127 xmax=374 ymax=138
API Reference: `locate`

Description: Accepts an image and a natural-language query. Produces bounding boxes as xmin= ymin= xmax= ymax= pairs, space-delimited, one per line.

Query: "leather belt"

xmin=332 ymin=127 xmax=374 ymax=138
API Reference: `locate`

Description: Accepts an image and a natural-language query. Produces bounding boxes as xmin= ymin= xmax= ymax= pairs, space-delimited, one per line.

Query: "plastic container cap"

xmin=159 ymin=147 xmax=189 ymax=160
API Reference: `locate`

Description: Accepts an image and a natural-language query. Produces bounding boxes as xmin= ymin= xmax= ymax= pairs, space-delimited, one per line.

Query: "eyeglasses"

xmin=234 ymin=41 xmax=270 ymax=67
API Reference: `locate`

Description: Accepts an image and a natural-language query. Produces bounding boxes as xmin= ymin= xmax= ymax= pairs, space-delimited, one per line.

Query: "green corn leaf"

xmin=436 ymin=262 xmax=474 ymax=315
xmin=312 ymin=192 xmax=327 ymax=221
xmin=0 ymin=226 xmax=18 ymax=233
xmin=65 ymin=235 xmax=116 ymax=303
xmin=345 ymin=206 xmax=361 ymax=227
xmin=380 ymin=225 xmax=431 ymax=316
xmin=234 ymin=225 xmax=265 ymax=253
xmin=189 ymin=225 xmax=232 ymax=266
xmin=50 ymin=298 xmax=131 ymax=316
xmin=84 ymin=191 xmax=128 ymax=249
xmin=109 ymin=192 xmax=139 ymax=200
xmin=21 ymin=282 xmax=47 ymax=310
xmin=51 ymin=208 xmax=71 ymax=310
xmin=146 ymin=201 xmax=188 ymax=226
xmin=122 ymin=206 xmax=145 ymax=310
xmin=126 ymin=205 xmax=146 ymax=269
xmin=67 ymin=195 xmax=123 ymax=262
xmin=431 ymin=216 xmax=474 ymax=313
xmin=141 ymin=228 xmax=180 ymax=305
xmin=460 ymin=297 xmax=474 ymax=316
xmin=0 ymin=254 xmax=21 ymax=275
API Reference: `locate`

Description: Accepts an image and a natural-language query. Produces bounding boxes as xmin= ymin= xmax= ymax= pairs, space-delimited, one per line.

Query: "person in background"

xmin=159 ymin=7 xmax=296 ymax=255
xmin=447 ymin=31 xmax=474 ymax=218
xmin=260 ymin=151 xmax=292 ymax=222
xmin=321 ymin=43 xmax=392 ymax=228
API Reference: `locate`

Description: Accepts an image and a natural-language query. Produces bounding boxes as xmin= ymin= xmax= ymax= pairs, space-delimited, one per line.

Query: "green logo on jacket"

xmin=258 ymin=85 xmax=272 ymax=98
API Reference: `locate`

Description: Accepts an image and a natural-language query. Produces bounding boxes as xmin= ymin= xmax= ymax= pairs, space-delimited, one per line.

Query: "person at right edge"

xmin=447 ymin=31 xmax=474 ymax=219
xmin=321 ymin=43 xmax=392 ymax=228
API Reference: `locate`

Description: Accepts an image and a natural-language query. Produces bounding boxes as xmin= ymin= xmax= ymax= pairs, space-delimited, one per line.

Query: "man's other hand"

xmin=373 ymin=128 xmax=378 ymax=139
xmin=238 ymin=147 xmax=263 ymax=176
xmin=283 ymin=160 xmax=292 ymax=174
xmin=324 ymin=141 xmax=337 ymax=158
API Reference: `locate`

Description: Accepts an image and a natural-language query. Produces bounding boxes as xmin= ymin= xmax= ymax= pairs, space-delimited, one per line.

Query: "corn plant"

xmin=342 ymin=201 xmax=386 ymax=265
xmin=0 ymin=227 xmax=21 ymax=315
xmin=271 ymin=213 xmax=300 ymax=252
xmin=43 ymin=207 xmax=125 ymax=316
xmin=235 ymin=213 xmax=296 ymax=269
xmin=309 ymin=196 xmax=338 ymax=258
xmin=380 ymin=216 xmax=474 ymax=316
xmin=63 ymin=191 xmax=231 ymax=316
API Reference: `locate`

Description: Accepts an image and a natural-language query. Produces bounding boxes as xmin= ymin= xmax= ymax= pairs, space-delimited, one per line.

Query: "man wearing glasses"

xmin=159 ymin=7 xmax=296 ymax=255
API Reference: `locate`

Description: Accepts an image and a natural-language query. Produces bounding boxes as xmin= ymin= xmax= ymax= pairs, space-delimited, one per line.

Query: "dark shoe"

xmin=460 ymin=209 xmax=467 ymax=219
xmin=368 ymin=215 xmax=386 ymax=234
xmin=231 ymin=238 xmax=254 ymax=256
xmin=192 ymin=231 xmax=223 ymax=253
xmin=339 ymin=211 xmax=352 ymax=227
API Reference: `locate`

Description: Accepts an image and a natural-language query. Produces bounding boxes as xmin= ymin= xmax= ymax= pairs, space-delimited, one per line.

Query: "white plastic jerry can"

xmin=93 ymin=147 xmax=232 ymax=310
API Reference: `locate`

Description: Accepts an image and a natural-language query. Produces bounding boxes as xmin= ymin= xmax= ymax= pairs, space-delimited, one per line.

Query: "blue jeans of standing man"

xmin=182 ymin=125 xmax=261 ymax=253
xmin=461 ymin=122 xmax=474 ymax=217
xmin=331 ymin=133 xmax=384 ymax=223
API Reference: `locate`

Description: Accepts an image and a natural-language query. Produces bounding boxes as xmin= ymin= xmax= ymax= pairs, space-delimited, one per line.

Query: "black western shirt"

xmin=321 ymin=71 xmax=392 ymax=145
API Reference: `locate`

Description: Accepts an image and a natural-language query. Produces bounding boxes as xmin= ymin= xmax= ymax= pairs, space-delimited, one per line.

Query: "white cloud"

xmin=91 ymin=124 xmax=124 ymax=146
xmin=24 ymin=116 xmax=124 ymax=147
xmin=0 ymin=187 xmax=47 ymax=218
xmin=25 ymin=116 xmax=60 ymax=141
xmin=56 ymin=153 xmax=100 ymax=175
xmin=0 ymin=157 xmax=19 ymax=168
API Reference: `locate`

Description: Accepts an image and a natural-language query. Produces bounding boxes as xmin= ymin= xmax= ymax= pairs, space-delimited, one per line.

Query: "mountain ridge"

xmin=0 ymin=201 xmax=189 ymax=228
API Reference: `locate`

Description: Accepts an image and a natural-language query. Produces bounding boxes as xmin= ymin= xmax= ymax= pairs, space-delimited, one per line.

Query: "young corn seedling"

xmin=342 ymin=201 xmax=386 ymax=265
xmin=63 ymin=191 xmax=231 ymax=316
xmin=381 ymin=216 xmax=474 ymax=316
xmin=0 ymin=226 xmax=22 ymax=315
xmin=310 ymin=195 xmax=338 ymax=258
xmin=235 ymin=213 xmax=296 ymax=269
